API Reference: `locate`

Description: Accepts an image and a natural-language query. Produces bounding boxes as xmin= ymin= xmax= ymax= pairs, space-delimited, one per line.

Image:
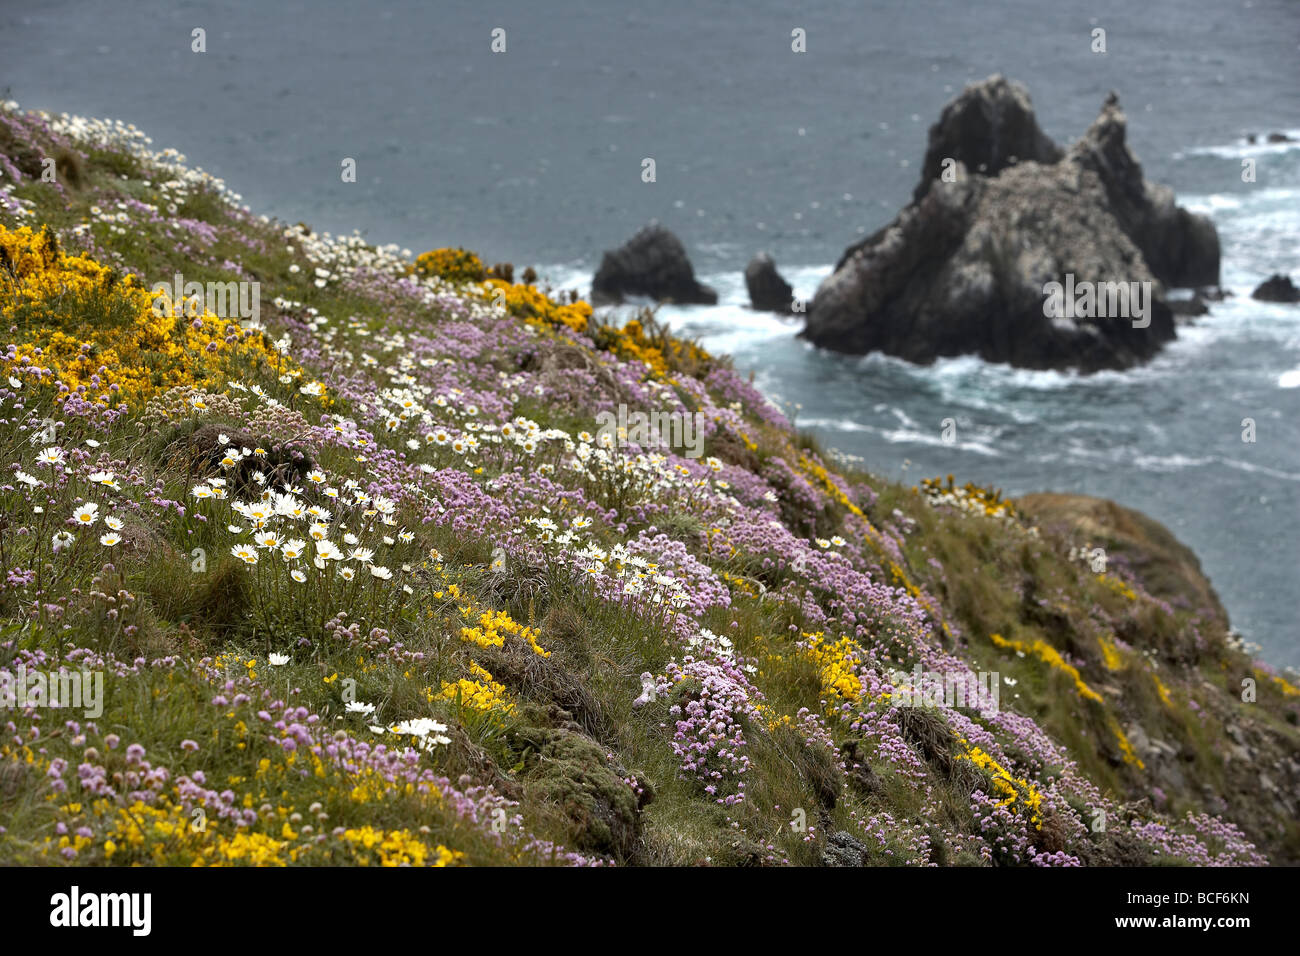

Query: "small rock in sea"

xmin=1250 ymin=274 xmax=1300 ymax=303
xmin=590 ymin=222 xmax=717 ymax=306
xmin=744 ymin=252 xmax=796 ymax=314
xmin=1168 ymin=293 xmax=1209 ymax=320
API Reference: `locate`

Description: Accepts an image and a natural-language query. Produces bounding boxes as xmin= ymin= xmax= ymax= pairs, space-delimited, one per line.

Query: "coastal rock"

xmin=1251 ymin=273 xmax=1300 ymax=303
xmin=590 ymin=222 xmax=717 ymax=306
xmin=744 ymin=252 xmax=796 ymax=313
xmin=805 ymin=76 xmax=1217 ymax=372
xmin=806 ymin=154 xmax=1175 ymax=372
xmin=913 ymin=74 xmax=1062 ymax=202
xmin=1069 ymin=94 xmax=1220 ymax=288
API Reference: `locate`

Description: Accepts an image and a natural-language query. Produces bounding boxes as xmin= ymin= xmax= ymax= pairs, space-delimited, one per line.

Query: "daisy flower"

xmin=315 ymin=540 xmax=344 ymax=561
xmin=231 ymin=544 xmax=258 ymax=565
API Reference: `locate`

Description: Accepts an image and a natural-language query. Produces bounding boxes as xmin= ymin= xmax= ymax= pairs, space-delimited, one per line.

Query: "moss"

xmin=510 ymin=724 xmax=645 ymax=861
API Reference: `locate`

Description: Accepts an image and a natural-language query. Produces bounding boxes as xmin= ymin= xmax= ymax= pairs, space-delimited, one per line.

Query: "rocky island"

xmin=802 ymin=76 xmax=1221 ymax=372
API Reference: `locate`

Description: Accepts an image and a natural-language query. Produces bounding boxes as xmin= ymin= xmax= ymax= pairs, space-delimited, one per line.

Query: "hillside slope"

xmin=1 ymin=101 xmax=1296 ymax=866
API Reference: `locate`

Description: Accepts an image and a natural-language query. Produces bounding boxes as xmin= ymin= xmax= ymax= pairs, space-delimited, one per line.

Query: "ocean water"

xmin=2 ymin=0 xmax=1297 ymax=662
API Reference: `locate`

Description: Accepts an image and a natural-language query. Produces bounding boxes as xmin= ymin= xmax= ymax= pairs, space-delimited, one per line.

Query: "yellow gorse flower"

xmin=1 ymin=223 xmax=297 ymax=408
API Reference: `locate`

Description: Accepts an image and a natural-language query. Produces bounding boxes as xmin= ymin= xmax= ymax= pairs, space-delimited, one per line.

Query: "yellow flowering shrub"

xmin=1108 ymin=717 xmax=1145 ymax=769
xmin=1 ymin=223 xmax=293 ymax=408
xmin=338 ymin=826 xmax=462 ymax=867
xmin=990 ymin=632 xmax=1102 ymax=704
xmin=919 ymin=475 xmax=1017 ymax=520
xmin=956 ymin=743 xmax=1044 ymax=827
xmin=801 ymin=632 xmax=864 ymax=704
xmin=1099 ymin=636 xmax=1125 ymax=671
xmin=482 ymin=277 xmax=592 ymax=333
xmin=414 ymin=247 xmax=485 ymax=282
xmin=439 ymin=662 xmax=516 ymax=716
xmin=1098 ymin=573 xmax=1137 ymax=602
xmin=600 ymin=315 xmax=711 ymax=378
xmin=1265 ymin=672 xmax=1300 ymax=698
xmin=458 ymin=603 xmax=549 ymax=657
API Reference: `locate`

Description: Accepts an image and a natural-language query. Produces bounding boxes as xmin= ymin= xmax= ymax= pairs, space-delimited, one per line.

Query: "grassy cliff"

xmin=1 ymin=101 xmax=1296 ymax=866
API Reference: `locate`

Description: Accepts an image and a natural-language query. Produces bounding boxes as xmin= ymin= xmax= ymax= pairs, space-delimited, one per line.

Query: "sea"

xmin=2 ymin=0 xmax=1297 ymax=663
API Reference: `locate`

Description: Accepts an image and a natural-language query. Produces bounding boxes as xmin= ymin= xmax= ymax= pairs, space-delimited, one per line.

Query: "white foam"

xmin=1176 ymin=132 xmax=1300 ymax=160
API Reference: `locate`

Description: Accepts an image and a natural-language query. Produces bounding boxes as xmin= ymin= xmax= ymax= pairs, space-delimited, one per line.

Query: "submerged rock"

xmin=804 ymin=76 xmax=1218 ymax=372
xmin=590 ymin=222 xmax=717 ymax=306
xmin=1168 ymin=292 xmax=1210 ymax=319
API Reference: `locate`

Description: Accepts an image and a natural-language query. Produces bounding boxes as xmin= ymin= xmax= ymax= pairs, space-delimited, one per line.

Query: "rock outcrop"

xmin=1251 ymin=273 xmax=1300 ymax=303
xmin=1016 ymin=492 xmax=1229 ymax=628
xmin=913 ymin=74 xmax=1062 ymax=202
xmin=591 ymin=222 xmax=717 ymax=306
xmin=744 ymin=252 xmax=796 ymax=313
xmin=1068 ymin=93 xmax=1220 ymax=289
xmin=804 ymin=77 xmax=1219 ymax=372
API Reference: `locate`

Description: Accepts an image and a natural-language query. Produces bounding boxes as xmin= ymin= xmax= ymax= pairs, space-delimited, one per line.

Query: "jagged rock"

xmin=806 ymin=155 xmax=1175 ymax=372
xmin=1251 ymin=273 xmax=1300 ymax=303
xmin=1069 ymin=93 xmax=1220 ymax=288
xmin=805 ymin=76 xmax=1219 ymax=372
xmin=913 ymin=74 xmax=1062 ymax=202
xmin=1267 ymin=132 xmax=1296 ymax=143
xmin=744 ymin=252 xmax=795 ymax=313
xmin=590 ymin=222 xmax=717 ymax=306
